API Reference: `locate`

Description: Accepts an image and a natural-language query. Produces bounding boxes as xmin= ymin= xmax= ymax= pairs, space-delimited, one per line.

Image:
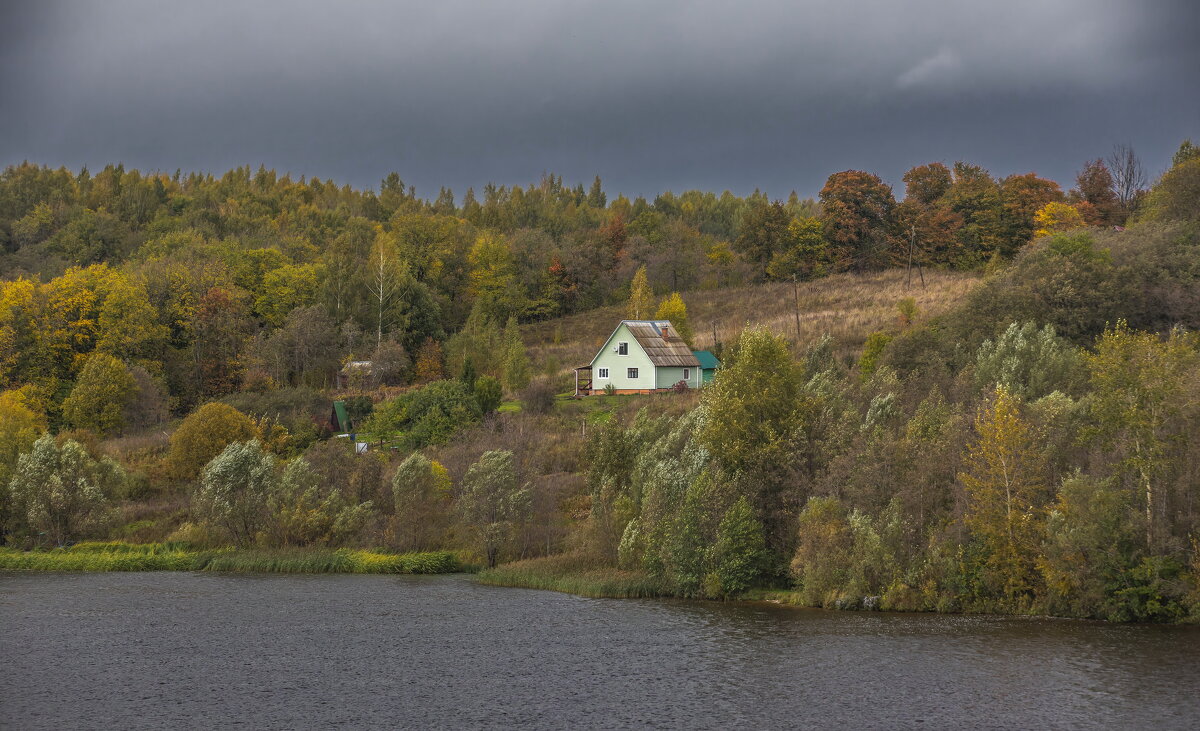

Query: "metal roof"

xmin=692 ymin=350 xmax=722 ymax=370
xmin=624 ymin=320 xmax=701 ymax=367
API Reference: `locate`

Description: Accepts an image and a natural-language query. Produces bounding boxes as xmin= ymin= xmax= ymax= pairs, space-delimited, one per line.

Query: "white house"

xmin=574 ymin=320 xmax=702 ymax=396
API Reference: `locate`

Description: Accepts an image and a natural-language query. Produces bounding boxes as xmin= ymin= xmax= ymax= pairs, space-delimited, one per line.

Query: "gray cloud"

xmin=1 ymin=0 xmax=1196 ymax=199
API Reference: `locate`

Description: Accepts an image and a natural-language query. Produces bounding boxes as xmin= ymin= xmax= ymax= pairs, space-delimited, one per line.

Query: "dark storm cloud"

xmin=1 ymin=0 xmax=1196 ymax=198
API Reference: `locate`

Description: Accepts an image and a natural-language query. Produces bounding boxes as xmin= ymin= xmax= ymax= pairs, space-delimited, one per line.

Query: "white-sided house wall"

xmin=591 ymin=323 xmax=656 ymax=391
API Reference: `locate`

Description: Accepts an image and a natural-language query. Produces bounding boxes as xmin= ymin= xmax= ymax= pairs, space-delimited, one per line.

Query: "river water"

xmin=2 ymin=572 xmax=1199 ymax=729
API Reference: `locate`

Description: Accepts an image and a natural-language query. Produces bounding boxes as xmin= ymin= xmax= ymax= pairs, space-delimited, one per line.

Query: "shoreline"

xmin=0 ymin=542 xmax=465 ymax=575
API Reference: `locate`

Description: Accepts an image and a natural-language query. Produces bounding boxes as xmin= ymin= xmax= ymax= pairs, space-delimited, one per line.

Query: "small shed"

xmin=691 ymin=350 xmax=722 ymax=384
xmin=337 ymin=360 xmax=373 ymax=389
xmin=330 ymin=400 xmax=352 ymax=433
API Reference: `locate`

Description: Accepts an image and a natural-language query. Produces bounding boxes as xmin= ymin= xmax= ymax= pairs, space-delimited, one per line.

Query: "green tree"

xmin=61 ymin=353 xmax=136 ymax=436
xmin=790 ymin=497 xmax=853 ymax=606
xmin=255 ymin=263 xmax=321 ymax=327
xmin=1085 ymin=322 xmax=1197 ymax=549
xmin=167 ymin=402 xmax=258 ymax=479
xmin=735 ymin=200 xmax=790 ymax=276
xmin=711 ymin=495 xmax=768 ymax=598
xmin=501 ymin=316 xmax=531 ymax=392
xmin=96 ymin=275 xmax=168 ymax=363
xmin=193 ymin=440 xmax=275 ymax=546
xmin=1039 ymin=474 xmax=1141 ymax=620
xmin=268 ymin=457 xmax=374 ymax=547
xmin=391 ymin=453 xmax=452 ymax=551
xmin=627 ymin=265 xmax=655 ymax=320
xmin=767 ymin=217 xmax=829 ymax=281
xmin=974 ymin=322 xmax=1083 ymax=400
xmin=654 ymin=292 xmax=694 ymax=347
xmin=6 ymin=436 xmax=122 ymax=546
xmin=458 ymin=450 xmax=532 ymax=567
xmin=474 ymin=375 xmax=503 ymax=414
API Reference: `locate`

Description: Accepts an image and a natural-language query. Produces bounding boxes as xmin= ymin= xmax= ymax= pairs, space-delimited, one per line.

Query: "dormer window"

xmin=618 ymin=342 xmax=629 ymax=355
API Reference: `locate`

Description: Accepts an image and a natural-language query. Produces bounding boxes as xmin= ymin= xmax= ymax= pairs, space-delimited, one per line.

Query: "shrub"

xmin=167 ymin=402 xmax=257 ymax=479
xmin=6 ymin=436 xmax=123 ymax=546
xmin=522 ymin=378 xmax=557 ymax=414
xmin=474 ymin=375 xmax=503 ymax=414
xmin=193 ymin=440 xmax=275 ymax=546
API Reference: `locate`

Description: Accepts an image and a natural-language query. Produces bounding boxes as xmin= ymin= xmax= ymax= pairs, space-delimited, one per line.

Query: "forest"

xmin=2 ymin=139 xmax=1199 ymax=621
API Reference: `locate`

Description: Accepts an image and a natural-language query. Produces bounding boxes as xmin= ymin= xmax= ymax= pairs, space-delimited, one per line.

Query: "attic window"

xmin=618 ymin=342 xmax=629 ymax=355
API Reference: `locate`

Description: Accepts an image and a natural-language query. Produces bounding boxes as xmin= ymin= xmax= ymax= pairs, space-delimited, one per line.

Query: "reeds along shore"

xmin=0 ymin=542 xmax=464 ymax=574
xmin=476 ymin=553 xmax=666 ymax=598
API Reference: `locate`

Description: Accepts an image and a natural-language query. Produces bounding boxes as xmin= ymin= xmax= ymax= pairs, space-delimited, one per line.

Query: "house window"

xmin=627 ymin=367 xmax=639 ymax=379
xmin=683 ymin=368 xmax=690 ymax=380
xmin=597 ymin=368 xmax=609 ymax=379
xmin=618 ymin=342 xmax=629 ymax=355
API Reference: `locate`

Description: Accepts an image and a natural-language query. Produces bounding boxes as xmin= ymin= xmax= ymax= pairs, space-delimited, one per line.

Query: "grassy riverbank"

xmin=476 ymin=553 xmax=667 ymax=598
xmin=0 ymin=542 xmax=464 ymax=574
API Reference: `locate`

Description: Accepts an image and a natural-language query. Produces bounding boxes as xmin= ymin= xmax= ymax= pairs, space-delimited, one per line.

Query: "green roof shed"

xmin=691 ymin=350 xmax=722 ymax=384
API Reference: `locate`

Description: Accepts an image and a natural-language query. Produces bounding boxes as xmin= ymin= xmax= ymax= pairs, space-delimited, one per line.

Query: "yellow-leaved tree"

xmin=627 ymin=266 xmax=655 ymax=320
xmin=958 ymin=386 xmax=1047 ymax=607
xmin=1033 ymin=202 xmax=1085 ymax=238
xmin=654 ymin=292 xmax=694 ymax=347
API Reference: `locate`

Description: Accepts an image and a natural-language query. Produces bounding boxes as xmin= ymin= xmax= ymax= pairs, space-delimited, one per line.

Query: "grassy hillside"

xmin=523 ymin=268 xmax=980 ymax=369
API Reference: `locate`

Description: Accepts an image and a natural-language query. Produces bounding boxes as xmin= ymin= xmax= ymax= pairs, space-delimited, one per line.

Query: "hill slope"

xmin=524 ymin=268 xmax=980 ymax=369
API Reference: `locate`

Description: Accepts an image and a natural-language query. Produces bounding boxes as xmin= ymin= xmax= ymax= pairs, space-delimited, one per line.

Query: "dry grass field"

xmin=523 ymin=268 xmax=980 ymax=370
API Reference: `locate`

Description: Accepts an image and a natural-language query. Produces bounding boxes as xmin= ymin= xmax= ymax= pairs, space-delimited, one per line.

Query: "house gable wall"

xmin=591 ymin=323 xmax=655 ymax=391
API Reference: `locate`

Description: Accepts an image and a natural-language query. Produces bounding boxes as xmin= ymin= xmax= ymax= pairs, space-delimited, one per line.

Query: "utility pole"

xmin=906 ymin=223 xmax=925 ymax=289
xmin=792 ymin=274 xmax=802 ymax=342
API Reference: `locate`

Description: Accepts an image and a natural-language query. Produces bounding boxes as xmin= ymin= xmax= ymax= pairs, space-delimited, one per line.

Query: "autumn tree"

xmin=735 ymin=200 xmax=790 ymax=276
xmin=819 ymin=171 xmax=896 ymax=271
xmin=468 ymin=231 xmax=526 ymax=323
xmin=167 ymin=402 xmax=258 ymax=479
xmin=902 ymin=162 xmax=953 ymax=205
xmin=654 ymin=292 xmax=694 ymax=347
xmin=1033 ymin=202 xmax=1085 ymax=238
xmin=997 ymin=173 xmax=1063 ymax=256
xmin=0 ymin=388 xmax=44 ymax=489
xmin=192 ymin=286 xmax=254 ymax=399
xmin=96 ymin=275 xmax=168 ymax=364
xmin=627 ymin=265 xmax=655 ymax=320
xmin=942 ymin=162 xmax=1002 ymax=265
xmin=413 ymin=338 xmax=444 ymax=384
xmin=255 ymin=263 xmax=321 ymax=327
xmin=1071 ymin=159 xmax=1120 ymax=226
xmin=959 ymin=386 xmax=1048 ymax=606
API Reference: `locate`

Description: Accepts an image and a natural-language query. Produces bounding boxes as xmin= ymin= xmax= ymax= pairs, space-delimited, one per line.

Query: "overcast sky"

xmin=1 ymin=1 xmax=1196 ymax=200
